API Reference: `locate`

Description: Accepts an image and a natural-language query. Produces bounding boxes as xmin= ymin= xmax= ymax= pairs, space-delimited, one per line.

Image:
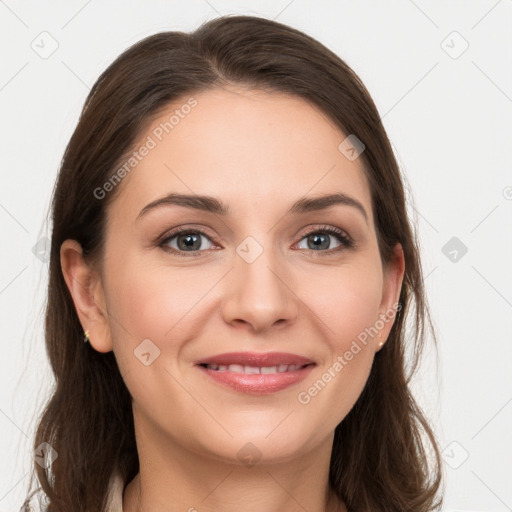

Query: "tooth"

xmin=244 ymin=366 xmax=261 ymax=374
xmin=227 ymin=364 xmax=244 ymax=373
xmin=205 ymin=363 xmax=303 ymax=374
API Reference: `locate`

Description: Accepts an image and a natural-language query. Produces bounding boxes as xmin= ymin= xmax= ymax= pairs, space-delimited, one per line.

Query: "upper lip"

xmin=195 ymin=352 xmax=315 ymax=367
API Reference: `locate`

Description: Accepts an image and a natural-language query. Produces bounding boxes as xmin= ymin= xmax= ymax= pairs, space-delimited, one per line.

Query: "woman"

xmin=24 ymin=14 xmax=443 ymax=512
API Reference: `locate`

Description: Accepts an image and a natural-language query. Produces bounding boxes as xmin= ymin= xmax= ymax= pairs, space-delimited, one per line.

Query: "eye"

xmin=158 ymin=225 xmax=353 ymax=257
xmin=159 ymin=228 xmax=218 ymax=256
xmin=295 ymin=226 xmax=353 ymax=253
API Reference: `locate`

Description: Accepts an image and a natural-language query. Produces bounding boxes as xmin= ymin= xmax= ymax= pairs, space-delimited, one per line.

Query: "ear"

xmin=376 ymin=243 xmax=405 ymax=352
xmin=60 ymin=239 xmax=113 ymax=353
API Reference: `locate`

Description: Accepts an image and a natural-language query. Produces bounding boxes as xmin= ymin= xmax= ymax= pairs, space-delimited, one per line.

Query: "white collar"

xmin=105 ymin=470 xmax=125 ymax=512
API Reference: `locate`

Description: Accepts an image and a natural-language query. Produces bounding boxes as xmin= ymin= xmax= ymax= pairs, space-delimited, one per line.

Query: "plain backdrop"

xmin=1 ymin=1 xmax=511 ymax=511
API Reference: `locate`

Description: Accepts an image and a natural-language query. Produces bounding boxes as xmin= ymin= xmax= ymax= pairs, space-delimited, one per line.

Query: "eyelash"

xmin=157 ymin=225 xmax=354 ymax=258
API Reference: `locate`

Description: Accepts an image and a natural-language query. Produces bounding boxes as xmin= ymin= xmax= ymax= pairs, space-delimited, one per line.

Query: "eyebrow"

xmin=137 ymin=192 xmax=368 ymax=223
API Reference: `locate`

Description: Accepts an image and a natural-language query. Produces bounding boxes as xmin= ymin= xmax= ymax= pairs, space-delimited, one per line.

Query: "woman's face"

xmin=66 ymin=86 xmax=403 ymax=465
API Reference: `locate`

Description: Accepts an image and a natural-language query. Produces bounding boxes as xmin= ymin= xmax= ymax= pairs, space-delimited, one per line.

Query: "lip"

xmin=196 ymin=351 xmax=314 ymax=367
xmin=195 ymin=352 xmax=316 ymax=395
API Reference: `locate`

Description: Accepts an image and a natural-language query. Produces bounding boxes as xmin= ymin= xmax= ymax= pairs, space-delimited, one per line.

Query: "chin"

xmin=190 ymin=423 xmax=325 ymax=467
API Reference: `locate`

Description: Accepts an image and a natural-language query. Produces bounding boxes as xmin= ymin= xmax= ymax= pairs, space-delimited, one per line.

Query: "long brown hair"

xmin=24 ymin=14 xmax=443 ymax=511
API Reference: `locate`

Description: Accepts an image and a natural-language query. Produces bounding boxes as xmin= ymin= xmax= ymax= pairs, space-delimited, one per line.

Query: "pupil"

xmin=178 ymin=233 xmax=200 ymax=251
xmin=310 ymin=233 xmax=329 ymax=250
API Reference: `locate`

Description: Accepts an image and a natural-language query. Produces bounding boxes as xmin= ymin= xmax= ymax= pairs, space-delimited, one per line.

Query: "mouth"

xmin=195 ymin=352 xmax=316 ymax=395
xmin=199 ymin=363 xmax=311 ymax=374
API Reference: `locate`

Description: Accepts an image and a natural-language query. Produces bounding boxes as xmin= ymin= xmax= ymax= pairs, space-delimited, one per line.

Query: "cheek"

xmin=307 ymin=260 xmax=383 ymax=350
xmin=295 ymin=262 xmax=382 ymax=422
xmin=103 ymin=257 xmax=209 ymax=414
xmin=105 ymin=256 xmax=213 ymax=345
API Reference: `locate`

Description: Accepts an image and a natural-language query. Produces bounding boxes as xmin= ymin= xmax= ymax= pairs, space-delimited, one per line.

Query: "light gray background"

xmin=1 ymin=1 xmax=511 ymax=511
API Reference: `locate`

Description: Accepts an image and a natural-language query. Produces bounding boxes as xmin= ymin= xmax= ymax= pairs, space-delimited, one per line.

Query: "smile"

xmin=201 ymin=363 xmax=308 ymax=374
xmin=195 ymin=352 xmax=316 ymax=395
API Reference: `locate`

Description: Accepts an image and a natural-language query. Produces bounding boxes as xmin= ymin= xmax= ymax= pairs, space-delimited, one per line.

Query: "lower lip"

xmin=197 ymin=365 xmax=315 ymax=395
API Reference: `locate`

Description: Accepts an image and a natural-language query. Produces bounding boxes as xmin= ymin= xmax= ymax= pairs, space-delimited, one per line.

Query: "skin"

xmin=61 ymin=86 xmax=404 ymax=512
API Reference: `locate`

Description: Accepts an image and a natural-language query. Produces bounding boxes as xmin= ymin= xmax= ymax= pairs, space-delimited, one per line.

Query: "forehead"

xmin=108 ymin=86 xmax=373 ymax=224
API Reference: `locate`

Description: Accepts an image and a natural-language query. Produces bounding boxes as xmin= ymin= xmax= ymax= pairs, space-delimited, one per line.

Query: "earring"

xmin=84 ymin=330 xmax=90 ymax=343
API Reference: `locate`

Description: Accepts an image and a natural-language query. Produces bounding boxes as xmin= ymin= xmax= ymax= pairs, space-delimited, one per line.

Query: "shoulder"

xmin=19 ymin=488 xmax=49 ymax=512
xmin=20 ymin=471 xmax=125 ymax=512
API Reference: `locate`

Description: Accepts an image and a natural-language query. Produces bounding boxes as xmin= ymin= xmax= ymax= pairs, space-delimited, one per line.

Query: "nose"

xmin=220 ymin=245 xmax=299 ymax=334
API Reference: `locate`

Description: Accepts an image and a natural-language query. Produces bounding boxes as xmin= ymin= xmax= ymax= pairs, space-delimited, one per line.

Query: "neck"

xmin=122 ymin=421 xmax=346 ymax=512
